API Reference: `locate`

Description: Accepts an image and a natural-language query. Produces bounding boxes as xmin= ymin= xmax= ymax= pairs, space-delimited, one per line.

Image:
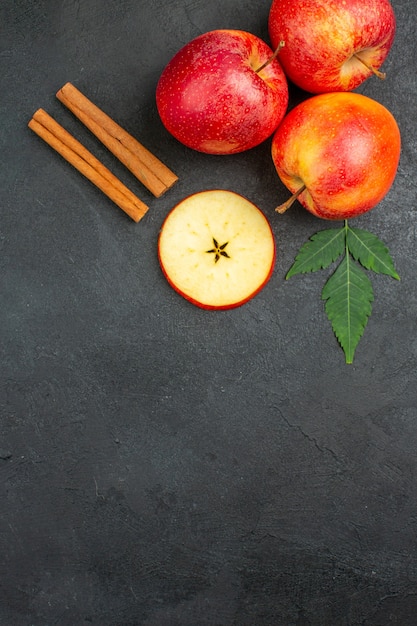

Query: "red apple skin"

xmin=156 ymin=30 xmax=289 ymax=155
xmin=271 ymin=92 xmax=401 ymax=220
xmin=268 ymin=0 xmax=396 ymax=93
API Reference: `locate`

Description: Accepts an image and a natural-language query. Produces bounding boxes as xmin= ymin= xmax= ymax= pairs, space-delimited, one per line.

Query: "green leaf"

xmin=322 ymin=254 xmax=374 ymax=364
xmin=286 ymin=227 xmax=345 ymax=279
xmin=347 ymin=226 xmax=400 ymax=280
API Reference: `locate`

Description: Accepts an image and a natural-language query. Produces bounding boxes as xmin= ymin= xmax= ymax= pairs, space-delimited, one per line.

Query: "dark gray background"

xmin=1 ymin=1 xmax=416 ymax=624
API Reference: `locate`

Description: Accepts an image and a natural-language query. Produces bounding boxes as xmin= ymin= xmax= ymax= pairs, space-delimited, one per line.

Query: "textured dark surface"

xmin=1 ymin=1 xmax=417 ymax=624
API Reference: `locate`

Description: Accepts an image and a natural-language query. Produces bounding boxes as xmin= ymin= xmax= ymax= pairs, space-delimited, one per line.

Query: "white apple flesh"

xmin=158 ymin=190 xmax=276 ymax=309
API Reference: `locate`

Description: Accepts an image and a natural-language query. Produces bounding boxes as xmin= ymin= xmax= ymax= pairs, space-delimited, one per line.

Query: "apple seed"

xmin=206 ymin=238 xmax=231 ymax=263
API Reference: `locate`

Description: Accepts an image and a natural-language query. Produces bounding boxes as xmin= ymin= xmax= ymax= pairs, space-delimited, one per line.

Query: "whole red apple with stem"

xmin=268 ymin=0 xmax=396 ymax=93
xmin=156 ymin=30 xmax=289 ymax=154
xmin=272 ymin=92 xmax=401 ymax=220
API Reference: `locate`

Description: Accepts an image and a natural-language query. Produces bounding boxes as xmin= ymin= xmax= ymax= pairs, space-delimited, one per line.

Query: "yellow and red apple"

xmin=156 ymin=29 xmax=289 ymax=154
xmin=271 ymin=92 xmax=401 ymax=220
xmin=268 ymin=0 xmax=396 ymax=93
xmin=158 ymin=190 xmax=276 ymax=309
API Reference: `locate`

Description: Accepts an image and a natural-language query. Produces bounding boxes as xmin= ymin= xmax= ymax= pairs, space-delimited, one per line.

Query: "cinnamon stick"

xmin=56 ymin=82 xmax=178 ymax=197
xmin=28 ymin=108 xmax=149 ymax=222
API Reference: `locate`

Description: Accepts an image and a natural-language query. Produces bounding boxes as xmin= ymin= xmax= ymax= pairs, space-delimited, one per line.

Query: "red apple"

xmin=158 ymin=190 xmax=276 ymax=309
xmin=268 ymin=0 xmax=396 ymax=93
xmin=271 ymin=92 xmax=401 ymax=220
xmin=156 ymin=29 xmax=289 ymax=154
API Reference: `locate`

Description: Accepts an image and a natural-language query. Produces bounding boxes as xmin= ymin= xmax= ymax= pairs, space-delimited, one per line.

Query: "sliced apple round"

xmin=158 ymin=190 xmax=276 ymax=309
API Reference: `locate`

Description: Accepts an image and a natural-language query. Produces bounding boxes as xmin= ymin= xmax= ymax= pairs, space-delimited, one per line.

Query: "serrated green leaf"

xmin=347 ymin=226 xmax=400 ymax=280
xmin=322 ymin=254 xmax=374 ymax=364
xmin=286 ymin=227 xmax=345 ymax=279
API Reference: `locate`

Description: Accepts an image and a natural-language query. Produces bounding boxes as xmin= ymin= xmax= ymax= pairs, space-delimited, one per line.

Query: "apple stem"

xmin=354 ymin=53 xmax=386 ymax=80
xmin=275 ymin=184 xmax=307 ymax=214
xmin=255 ymin=41 xmax=285 ymax=74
